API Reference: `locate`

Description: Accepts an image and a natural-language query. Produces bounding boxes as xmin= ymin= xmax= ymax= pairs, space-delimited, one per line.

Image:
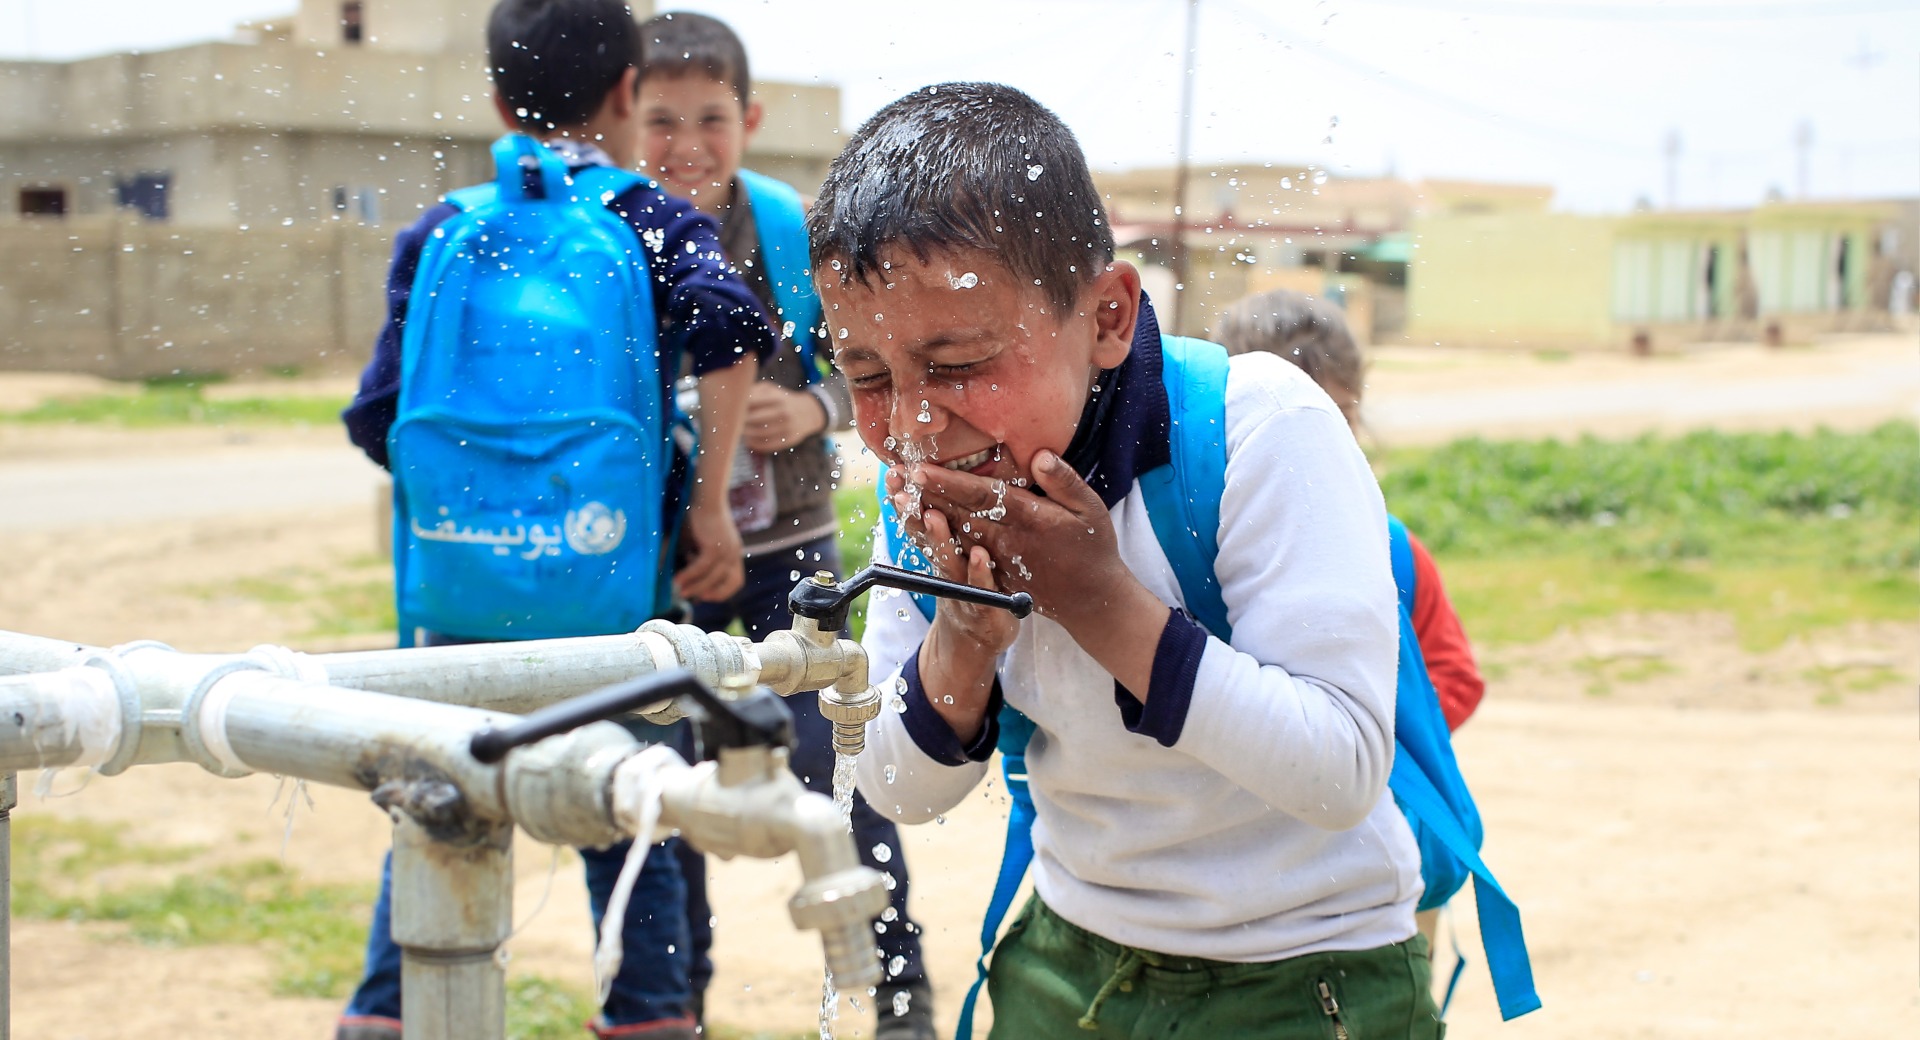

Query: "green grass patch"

xmin=505 ymin=975 xmax=600 ymax=1040
xmin=12 ymin=817 xmax=374 ymax=998
xmin=1 ymin=384 xmax=350 ymax=427
xmin=1378 ymin=424 xmax=1920 ymax=648
xmin=193 ymin=561 xmax=397 ymax=642
xmin=834 ymin=484 xmax=882 ymax=642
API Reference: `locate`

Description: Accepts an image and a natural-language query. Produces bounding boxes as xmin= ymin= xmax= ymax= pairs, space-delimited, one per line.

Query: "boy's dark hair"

xmin=1215 ymin=289 xmax=1365 ymax=428
xmin=638 ymin=11 xmax=751 ymax=105
xmin=808 ymin=82 xmax=1115 ymax=312
xmin=487 ymin=0 xmax=640 ymax=131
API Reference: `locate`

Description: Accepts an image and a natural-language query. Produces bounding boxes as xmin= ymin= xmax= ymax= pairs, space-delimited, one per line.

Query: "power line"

xmin=1215 ymin=0 xmax=1648 ymax=157
xmin=1348 ymin=0 xmax=1914 ymax=21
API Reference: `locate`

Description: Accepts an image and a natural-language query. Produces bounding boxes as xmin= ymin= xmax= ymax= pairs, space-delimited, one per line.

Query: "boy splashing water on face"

xmin=819 ymin=84 xmax=1443 ymax=1038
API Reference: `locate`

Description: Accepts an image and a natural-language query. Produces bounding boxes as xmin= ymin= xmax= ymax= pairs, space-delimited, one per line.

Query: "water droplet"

xmin=947 ymin=271 xmax=979 ymax=289
xmin=884 ymin=764 xmax=899 ymax=784
xmin=888 ymin=955 xmax=908 ymax=979
xmin=916 ymin=400 xmax=932 ymax=423
xmin=934 ymin=814 xmax=947 ymax=825
xmin=1026 ymin=164 xmax=1044 ymax=181
xmin=892 ymin=986 xmax=913 ymax=1014
xmin=872 ymin=843 xmax=894 ymax=864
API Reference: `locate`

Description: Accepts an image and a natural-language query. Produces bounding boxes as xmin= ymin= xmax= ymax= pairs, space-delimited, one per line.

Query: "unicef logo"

xmin=564 ymin=502 xmax=627 ymax=555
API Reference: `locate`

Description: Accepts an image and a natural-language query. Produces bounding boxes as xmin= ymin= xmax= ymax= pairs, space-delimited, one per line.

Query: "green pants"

xmin=986 ymin=897 xmax=1443 ymax=1039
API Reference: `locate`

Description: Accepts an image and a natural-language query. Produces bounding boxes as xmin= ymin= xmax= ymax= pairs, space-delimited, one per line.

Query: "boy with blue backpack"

xmin=631 ymin=12 xmax=937 ymax=1039
xmin=819 ymin=83 xmax=1538 ymax=1038
xmin=337 ymin=2 xmax=775 ymax=1037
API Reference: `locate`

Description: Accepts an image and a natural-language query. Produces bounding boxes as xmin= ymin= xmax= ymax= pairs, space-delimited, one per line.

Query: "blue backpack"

xmin=388 ymin=134 xmax=677 ymax=643
xmin=739 ymin=169 xmax=826 ymax=384
xmin=879 ymin=336 xmax=1540 ymax=1030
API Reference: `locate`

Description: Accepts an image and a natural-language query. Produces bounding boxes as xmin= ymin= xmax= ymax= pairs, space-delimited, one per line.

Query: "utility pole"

xmin=1169 ymin=0 xmax=1200 ymax=336
xmin=1794 ymin=119 xmax=1814 ymax=200
xmin=1663 ymin=128 xmax=1681 ymax=210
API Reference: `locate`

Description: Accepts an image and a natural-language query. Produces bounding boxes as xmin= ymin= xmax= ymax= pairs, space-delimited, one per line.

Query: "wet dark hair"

xmin=487 ymin=0 xmax=640 ymax=131
xmin=1215 ymin=289 xmax=1365 ymax=428
xmin=638 ymin=11 xmax=751 ymax=106
xmin=807 ymin=82 xmax=1115 ymax=311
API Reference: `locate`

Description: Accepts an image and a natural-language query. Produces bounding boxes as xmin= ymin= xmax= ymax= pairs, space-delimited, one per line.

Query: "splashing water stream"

xmin=819 ymin=751 xmax=861 ymax=1038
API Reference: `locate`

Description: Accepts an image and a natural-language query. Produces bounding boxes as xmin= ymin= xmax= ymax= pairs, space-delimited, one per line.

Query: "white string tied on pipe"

xmin=593 ymin=743 xmax=685 ymax=1006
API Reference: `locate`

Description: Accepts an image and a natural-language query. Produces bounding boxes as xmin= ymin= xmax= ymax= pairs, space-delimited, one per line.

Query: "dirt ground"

xmin=3 ymin=338 xmax=1918 ymax=1038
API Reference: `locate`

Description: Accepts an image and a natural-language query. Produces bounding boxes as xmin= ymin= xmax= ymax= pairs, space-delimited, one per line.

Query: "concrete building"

xmin=1095 ymin=162 xmax=1552 ymax=340
xmin=1405 ymin=198 xmax=1917 ymax=352
xmin=0 ymin=0 xmax=841 ymax=378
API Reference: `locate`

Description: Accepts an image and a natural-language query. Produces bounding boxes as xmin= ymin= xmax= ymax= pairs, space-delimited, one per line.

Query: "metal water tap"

xmin=783 ymin=564 xmax=1034 ymax=757
xmin=471 ymin=669 xmax=891 ymax=989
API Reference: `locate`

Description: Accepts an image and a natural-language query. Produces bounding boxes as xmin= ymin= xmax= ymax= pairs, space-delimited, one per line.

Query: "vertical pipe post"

xmin=2 ymin=771 xmax=14 ymax=1040
xmin=389 ymin=812 xmax=513 ymax=1040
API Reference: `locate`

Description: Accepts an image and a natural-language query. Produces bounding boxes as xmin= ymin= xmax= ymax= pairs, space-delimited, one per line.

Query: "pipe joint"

xmin=501 ymin=720 xmax=639 ymax=849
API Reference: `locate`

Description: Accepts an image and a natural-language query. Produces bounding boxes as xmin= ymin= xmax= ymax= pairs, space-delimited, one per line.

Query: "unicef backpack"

xmin=880 ymin=336 xmax=1540 ymax=1032
xmin=388 ymin=134 xmax=676 ymax=643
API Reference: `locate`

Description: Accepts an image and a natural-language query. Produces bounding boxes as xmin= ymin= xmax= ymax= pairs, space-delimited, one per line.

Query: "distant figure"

xmin=1214 ymin=288 xmax=1485 ymax=731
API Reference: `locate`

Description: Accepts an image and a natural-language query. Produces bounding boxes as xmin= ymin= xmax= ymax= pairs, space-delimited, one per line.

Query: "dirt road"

xmin=2 ymin=336 xmax=1917 ymax=1038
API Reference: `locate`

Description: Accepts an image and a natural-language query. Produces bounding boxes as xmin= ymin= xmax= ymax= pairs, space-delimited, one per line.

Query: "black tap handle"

xmin=788 ymin=562 xmax=1035 ymax=633
xmin=469 ymin=668 xmax=791 ymax=764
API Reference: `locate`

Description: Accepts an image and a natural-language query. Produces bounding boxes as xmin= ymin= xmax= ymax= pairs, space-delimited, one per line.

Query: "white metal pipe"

xmin=0 ymin=631 xmax=92 ymax=678
xmin=314 ymin=620 xmax=757 ymax=714
xmin=0 ymin=669 xmax=127 ymax=772
xmin=3 ymin=771 xmax=14 ymax=1040
xmin=391 ymin=813 xmax=513 ymax=1040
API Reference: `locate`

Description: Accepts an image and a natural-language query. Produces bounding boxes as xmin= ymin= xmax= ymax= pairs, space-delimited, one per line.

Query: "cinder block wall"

xmin=0 ymin=217 xmax=389 ymax=379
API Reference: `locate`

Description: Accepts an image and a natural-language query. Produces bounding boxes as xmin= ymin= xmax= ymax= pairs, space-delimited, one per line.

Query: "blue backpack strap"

xmin=1391 ymin=745 xmax=1541 ymax=1019
xmin=1139 ymin=336 xmax=1233 ymax=640
xmin=739 ymin=168 xmax=825 ymax=385
xmin=1386 ymin=516 xmax=1539 ymax=1019
xmin=491 ymin=133 xmax=571 ymax=202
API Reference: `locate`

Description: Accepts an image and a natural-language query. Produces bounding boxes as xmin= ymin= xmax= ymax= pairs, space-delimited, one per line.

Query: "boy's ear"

xmin=608 ymin=66 xmax=641 ymax=121
xmin=1088 ymin=261 xmax=1143 ymax=368
xmin=743 ymin=98 xmax=764 ymax=143
xmin=491 ymin=91 xmax=521 ymax=132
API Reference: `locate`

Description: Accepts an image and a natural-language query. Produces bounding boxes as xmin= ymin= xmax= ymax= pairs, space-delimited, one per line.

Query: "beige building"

xmin=1094 ymin=162 xmax=1552 ymax=340
xmin=0 ymin=0 xmax=841 ymax=378
xmin=1404 ymin=198 xmax=1918 ymax=352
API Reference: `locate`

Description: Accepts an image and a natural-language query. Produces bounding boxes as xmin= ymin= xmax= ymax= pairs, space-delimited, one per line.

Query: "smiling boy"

xmin=820 ymin=83 xmax=1442 ymax=1038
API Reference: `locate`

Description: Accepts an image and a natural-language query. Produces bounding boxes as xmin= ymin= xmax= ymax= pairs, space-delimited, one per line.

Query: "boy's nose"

xmin=888 ymin=386 xmax=949 ymax=443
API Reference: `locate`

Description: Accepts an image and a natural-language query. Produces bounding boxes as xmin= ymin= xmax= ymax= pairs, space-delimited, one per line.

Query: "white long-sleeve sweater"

xmin=854 ymin=312 xmax=1422 ymax=963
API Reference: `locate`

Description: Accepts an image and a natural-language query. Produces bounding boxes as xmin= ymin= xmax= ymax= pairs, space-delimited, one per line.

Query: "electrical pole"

xmin=1170 ymin=0 xmax=1199 ymax=336
xmin=1794 ymin=119 xmax=1813 ymax=200
xmin=1663 ymin=128 xmax=1681 ymax=210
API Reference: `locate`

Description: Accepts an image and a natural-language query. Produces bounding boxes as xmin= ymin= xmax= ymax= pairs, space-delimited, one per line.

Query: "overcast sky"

xmin=5 ymin=0 xmax=1916 ymax=213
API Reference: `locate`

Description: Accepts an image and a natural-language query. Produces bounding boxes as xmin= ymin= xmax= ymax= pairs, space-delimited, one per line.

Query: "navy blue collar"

xmin=1065 ymin=293 xmax=1171 ymax=510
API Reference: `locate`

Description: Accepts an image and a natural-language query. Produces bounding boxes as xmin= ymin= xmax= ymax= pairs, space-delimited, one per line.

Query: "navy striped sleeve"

xmin=1114 ymin=608 xmax=1209 ymax=747
xmin=899 ymin=647 xmax=1002 ymax=765
xmin=341 ymin=202 xmax=460 ymax=469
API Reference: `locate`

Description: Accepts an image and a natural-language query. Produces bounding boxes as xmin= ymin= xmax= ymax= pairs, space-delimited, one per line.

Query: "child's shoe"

xmin=874 ymin=982 xmax=937 ymax=1040
xmin=333 ymin=1016 xmax=402 ymax=1040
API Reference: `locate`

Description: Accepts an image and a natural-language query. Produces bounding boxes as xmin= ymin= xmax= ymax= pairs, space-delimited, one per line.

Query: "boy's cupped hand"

xmin=893 ymin=450 xmax=1127 ymax=634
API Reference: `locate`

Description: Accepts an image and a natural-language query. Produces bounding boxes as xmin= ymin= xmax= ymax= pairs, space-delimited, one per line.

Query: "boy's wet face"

xmin=824 ymin=248 xmax=1132 ymax=485
xmin=638 ymin=72 xmax=759 ymax=213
